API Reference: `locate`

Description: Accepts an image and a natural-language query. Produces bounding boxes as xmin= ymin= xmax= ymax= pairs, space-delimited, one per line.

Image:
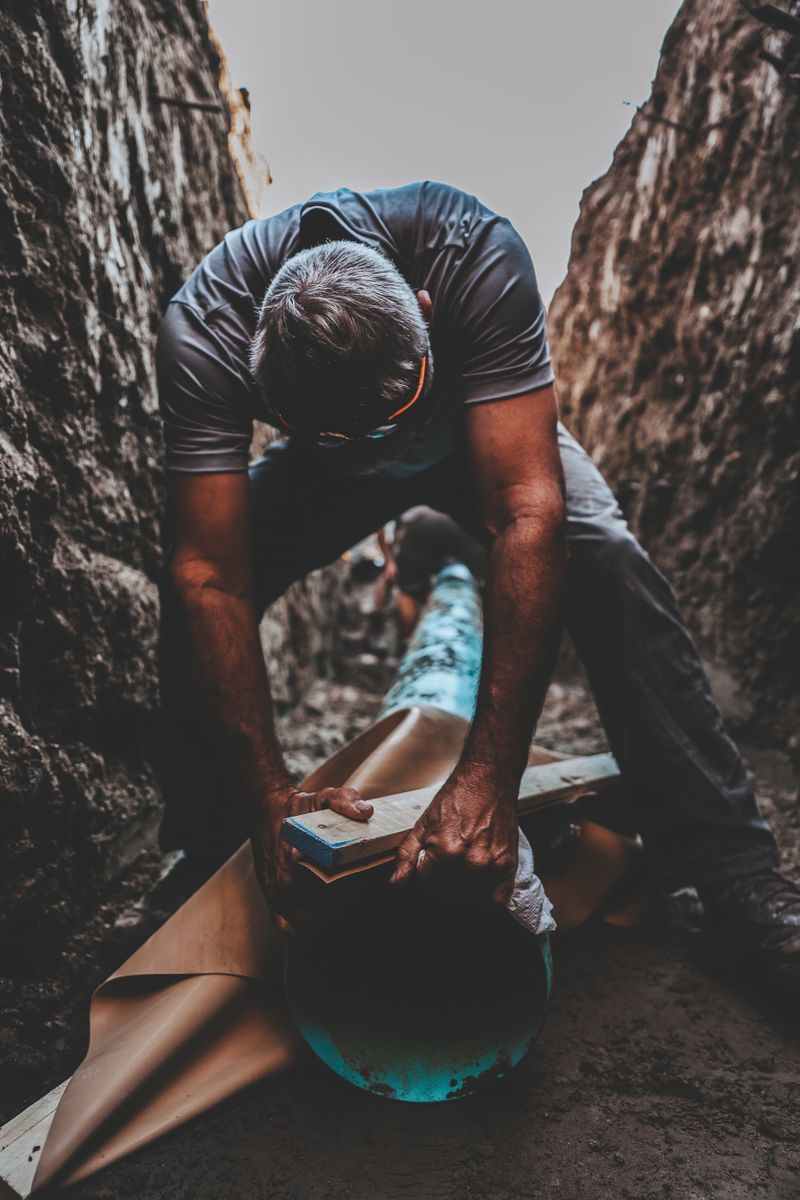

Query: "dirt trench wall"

xmin=0 ymin=0 xmax=338 ymax=965
xmin=549 ymin=0 xmax=800 ymax=750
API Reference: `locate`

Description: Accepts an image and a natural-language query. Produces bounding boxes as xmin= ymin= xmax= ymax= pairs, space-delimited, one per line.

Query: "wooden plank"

xmin=0 ymin=1080 xmax=68 ymax=1199
xmin=283 ymin=753 xmax=620 ymax=872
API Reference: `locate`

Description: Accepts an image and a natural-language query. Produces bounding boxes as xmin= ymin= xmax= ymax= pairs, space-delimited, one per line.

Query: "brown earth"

xmin=549 ymin=0 xmax=800 ymax=753
xmin=0 ymin=0 xmax=339 ymax=970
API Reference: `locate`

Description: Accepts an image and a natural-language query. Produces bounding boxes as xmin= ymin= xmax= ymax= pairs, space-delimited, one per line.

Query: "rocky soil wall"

xmin=0 ymin=0 xmax=338 ymax=967
xmin=550 ymin=0 xmax=800 ymax=751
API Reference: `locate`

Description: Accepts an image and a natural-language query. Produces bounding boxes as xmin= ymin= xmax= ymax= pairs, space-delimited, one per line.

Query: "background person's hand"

xmin=389 ymin=768 xmax=519 ymax=905
xmin=252 ymin=785 xmax=373 ymax=935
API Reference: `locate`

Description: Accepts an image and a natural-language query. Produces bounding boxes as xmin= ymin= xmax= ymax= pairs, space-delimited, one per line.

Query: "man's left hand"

xmin=390 ymin=767 xmax=519 ymax=905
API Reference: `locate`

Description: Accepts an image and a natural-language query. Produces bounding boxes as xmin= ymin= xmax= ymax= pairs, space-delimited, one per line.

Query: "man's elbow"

xmin=484 ymin=482 xmax=566 ymax=542
xmin=165 ymin=554 xmax=251 ymax=602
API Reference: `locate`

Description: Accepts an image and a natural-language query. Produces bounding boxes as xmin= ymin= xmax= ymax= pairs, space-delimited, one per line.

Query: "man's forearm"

xmin=459 ymin=508 xmax=566 ymax=789
xmin=172 ymin=574 xmax=290 ymax=808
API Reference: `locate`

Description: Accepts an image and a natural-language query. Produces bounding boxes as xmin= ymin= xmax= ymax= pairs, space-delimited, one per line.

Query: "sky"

xmin=208 ymin=0 xmax=681 ymax=302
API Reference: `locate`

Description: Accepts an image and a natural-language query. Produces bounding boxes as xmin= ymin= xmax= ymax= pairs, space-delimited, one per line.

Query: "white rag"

xmin=506 ymin=828 xmax=556 ymax=936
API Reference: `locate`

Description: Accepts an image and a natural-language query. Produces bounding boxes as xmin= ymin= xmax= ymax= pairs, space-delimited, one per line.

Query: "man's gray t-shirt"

xmin=157 ymin=180 xmax=554 ymax=477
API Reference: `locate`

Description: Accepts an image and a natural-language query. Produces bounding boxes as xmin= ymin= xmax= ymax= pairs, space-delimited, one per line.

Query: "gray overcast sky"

xmin=208 ymin=0 xmax=681 ymax=301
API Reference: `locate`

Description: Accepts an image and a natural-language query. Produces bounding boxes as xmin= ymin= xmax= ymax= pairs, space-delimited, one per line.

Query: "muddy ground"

xmin=2 ymin=576 xmax=799 ymax=1200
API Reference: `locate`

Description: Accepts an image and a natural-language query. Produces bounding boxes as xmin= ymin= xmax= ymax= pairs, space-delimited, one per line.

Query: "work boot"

xmin=700 ymin=869 xmax=800 ymax=1006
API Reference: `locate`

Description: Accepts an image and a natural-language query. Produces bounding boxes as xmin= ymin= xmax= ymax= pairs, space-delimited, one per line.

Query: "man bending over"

xmin=156 ymin=181 xmax=799 ymax=999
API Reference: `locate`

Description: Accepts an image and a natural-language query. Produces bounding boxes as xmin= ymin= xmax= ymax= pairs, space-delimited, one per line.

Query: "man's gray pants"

xmin=158 ymin=423 xmax=779 ymax=889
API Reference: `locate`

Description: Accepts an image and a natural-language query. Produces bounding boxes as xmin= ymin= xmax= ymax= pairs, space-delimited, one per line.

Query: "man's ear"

xmin=415 ymin=289 xmax=432 ymax=325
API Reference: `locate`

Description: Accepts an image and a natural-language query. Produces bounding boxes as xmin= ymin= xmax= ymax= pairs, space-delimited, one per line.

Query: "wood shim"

xmin=0 ymin=1080 xmax=68 ymax=1199
xmin=282 ymin=753 xmax=620 ymax=872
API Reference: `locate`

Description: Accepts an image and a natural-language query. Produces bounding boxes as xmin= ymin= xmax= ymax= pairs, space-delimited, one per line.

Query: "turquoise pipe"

xmin=380 ymin=562 xmax=483 ymax=722
xmin=287 ymin=560 xmax=552 ymax=1102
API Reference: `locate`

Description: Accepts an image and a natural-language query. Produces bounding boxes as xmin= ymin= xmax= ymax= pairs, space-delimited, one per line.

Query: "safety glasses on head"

xmin=273 ymin=354 xmax=429 ymax=449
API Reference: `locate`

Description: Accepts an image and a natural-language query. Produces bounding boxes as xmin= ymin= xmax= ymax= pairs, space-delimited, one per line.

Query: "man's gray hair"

xmin=250 ymin=241 xmax=427 ymax=435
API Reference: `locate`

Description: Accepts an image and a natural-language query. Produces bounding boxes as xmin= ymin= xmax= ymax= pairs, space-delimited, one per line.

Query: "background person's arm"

xmin=372 ymin=526 xmax=396 ymax=612
xmin=391 ymin=386 xmax=566 ymax=901
xmin=165 ymin=471 xmax=372 ymax=931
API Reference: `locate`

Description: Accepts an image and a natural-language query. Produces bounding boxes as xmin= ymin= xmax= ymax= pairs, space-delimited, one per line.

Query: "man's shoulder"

xmin=172 ymin=207 xmax=302 ymax=313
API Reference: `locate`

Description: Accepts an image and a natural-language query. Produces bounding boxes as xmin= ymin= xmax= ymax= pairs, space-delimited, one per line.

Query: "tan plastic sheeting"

xmin=31 ymin=705 xmax=470 ymax=1194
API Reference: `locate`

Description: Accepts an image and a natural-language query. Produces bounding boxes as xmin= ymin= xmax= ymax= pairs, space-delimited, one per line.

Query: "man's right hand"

xmin=252 ymin=785 xmax=374 ymax=936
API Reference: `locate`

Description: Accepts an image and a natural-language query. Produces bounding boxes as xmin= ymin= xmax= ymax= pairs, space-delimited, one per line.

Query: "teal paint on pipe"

xmin=380 ymin=563 xmax=483 ymax=722
xmin=287 ymin=558 xmax=554 ymax=1102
